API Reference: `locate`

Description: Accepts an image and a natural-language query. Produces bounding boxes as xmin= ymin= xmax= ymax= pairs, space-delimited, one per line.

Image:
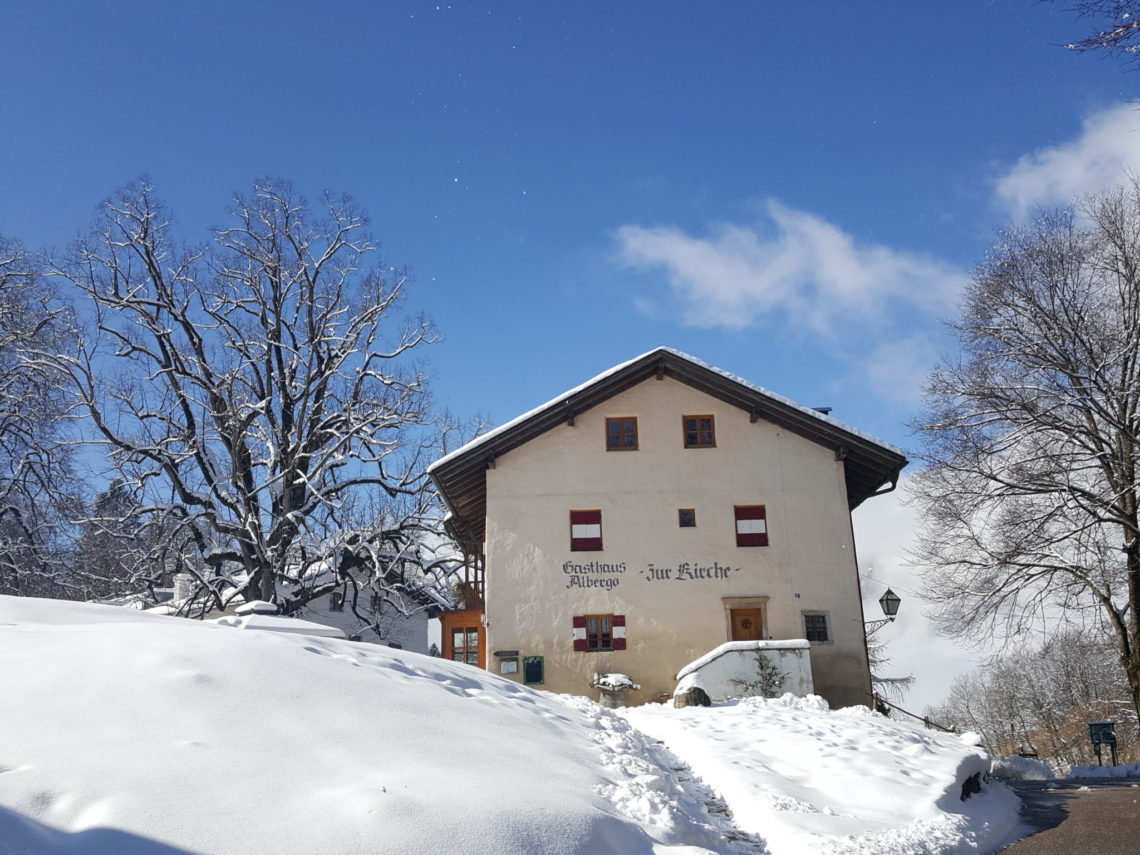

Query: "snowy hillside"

xmin=0 ymin=597 xmax=1022 ymax=854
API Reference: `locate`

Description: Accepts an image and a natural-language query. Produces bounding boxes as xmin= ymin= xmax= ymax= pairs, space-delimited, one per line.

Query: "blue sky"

xmin=4 ymin=1 xmax=1139 ymax=708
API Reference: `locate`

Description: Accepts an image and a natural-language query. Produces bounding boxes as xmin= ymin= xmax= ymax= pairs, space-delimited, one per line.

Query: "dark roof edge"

xmin=430 ymin=348 xmax=908 ymax=538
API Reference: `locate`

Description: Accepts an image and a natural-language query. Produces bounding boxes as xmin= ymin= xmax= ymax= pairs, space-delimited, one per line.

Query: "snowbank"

xmin=0 ymin=596 xmax=720 ymax=855
xmin=1066 ymin=761 xmax=1140 ymax=779
xmin=622 ymin=694 xmax=1024 ymax=855
xmin=990 ymin=755 xmax=1054 ymax=781
xmin=0 ymin=596 xmax=1025 ymax=855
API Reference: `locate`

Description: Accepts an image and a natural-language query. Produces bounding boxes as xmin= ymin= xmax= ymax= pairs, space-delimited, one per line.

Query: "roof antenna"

xmin=813 ymin=406 xmax=832 ymax=415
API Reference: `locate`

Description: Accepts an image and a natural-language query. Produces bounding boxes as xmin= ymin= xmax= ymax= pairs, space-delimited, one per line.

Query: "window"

xmin=683 ymin=415 xmax=716 ymax=448
xmin=678 ymin=508 xmax=696 ymax=527
xmin=329 ymin=591 xmax=344 ymax=611
xmin=570 ymin=509 xmax=603 ymax=551
xmin=587 ymin=615 xmax=612 ymax=650
xmin=370 ymin=591 xmax=384 ymax=612
xmin=573 ymin=614 xmax=627 ymax=651
xmin=734 ymin=505 xmax=768 ymax=547
xmin=803 ymin=612 xmax=830 ymax=643
xmin=606 ymin=417 xmax=638 ymax=450
xmin=451 ymin=626 xmax=481 ymax=665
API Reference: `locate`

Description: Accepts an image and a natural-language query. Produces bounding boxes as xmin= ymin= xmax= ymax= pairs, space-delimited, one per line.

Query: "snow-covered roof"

xmin=210 ymin=613 xmax=348 ymax=638
xmin=430 ymin=347 xmax=902 ymax=473
xmin=430 ymin=347 xmax=908 ymax=543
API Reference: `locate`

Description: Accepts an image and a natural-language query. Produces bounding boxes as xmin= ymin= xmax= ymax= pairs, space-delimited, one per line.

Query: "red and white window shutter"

xmin=572 ymin=614 xmax=626 ymax=651
xmin=612 ymin=614 xmax=627 ymax=650
xmin=570 ymin=509 xmax=603 ymax=551
xmin=734 ymin=505 xmax=768 ymax=547
xmin=573 ymin=615 xmax=588 ymax=651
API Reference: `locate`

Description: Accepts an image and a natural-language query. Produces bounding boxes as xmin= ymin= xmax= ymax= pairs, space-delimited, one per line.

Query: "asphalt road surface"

xmin=998 ymin=779 xmax=1140 ymax=854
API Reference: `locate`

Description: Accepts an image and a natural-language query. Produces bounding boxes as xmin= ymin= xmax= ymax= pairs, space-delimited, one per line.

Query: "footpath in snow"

xmin=1 ymin=596 xmax=1021 ymax=854
xmin=623 ymin=696 xmax=1023 ymax=855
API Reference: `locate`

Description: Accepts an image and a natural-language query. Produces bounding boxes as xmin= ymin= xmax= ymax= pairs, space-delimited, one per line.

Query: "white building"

xmin=429 ymin=348 xmax=907 ymax=708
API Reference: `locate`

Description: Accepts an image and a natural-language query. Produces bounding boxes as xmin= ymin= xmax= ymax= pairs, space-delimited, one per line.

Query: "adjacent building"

xmin=429 ymin=348 xmax=906 ymax=708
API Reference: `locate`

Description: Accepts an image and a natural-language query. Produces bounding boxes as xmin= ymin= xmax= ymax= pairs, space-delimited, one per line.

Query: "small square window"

xmin=803 ymin=612 xmax=830 ymax=643
xmin=570 ymin=509 xmax=603 ymax=551
xmin=683 ymin=415 xmax=716 ymax=448
xmin=329 ymin=591 xmax=344 ymax=611
xmin=734 ymin=505 xmax=768 ymax=547
xmin=678 ymin=508 xmax=696 ymax=527
xmin=606 ymin=417 xmax=638 ymax=450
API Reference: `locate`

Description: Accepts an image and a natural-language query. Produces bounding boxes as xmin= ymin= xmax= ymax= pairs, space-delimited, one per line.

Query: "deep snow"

xmin=1 ymin=597 xmax=1022 ymax=854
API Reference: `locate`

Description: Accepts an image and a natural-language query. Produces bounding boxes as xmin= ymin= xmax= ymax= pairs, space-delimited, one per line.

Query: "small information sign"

xmin=1087 ymin=721 xmax=1118 ymax=766
xmin=1088 ymin=721 xmax=1116 ymax=744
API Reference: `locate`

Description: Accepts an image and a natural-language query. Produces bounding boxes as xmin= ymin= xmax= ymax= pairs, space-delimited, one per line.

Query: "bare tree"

xmin=912 ymin=180 xmax=1140 ymax=720
xmin=38 ymin=178 xmax=455 ymax=612
xmin=927 ymin=631 xmax=1136 ymax=769
xmin=1054 ymin=1 xmax=1140 ymax=62
xmin=0 ymin=238 xmax=77 ymax=597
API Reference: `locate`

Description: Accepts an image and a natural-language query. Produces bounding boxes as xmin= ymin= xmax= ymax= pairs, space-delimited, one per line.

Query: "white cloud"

xmin=863 ymin=335 xmax=941 ymax=408
xmin=995 ymin=102 xmax=1140 ymax=220
xmin=615 ymin=199 xmax=965 ymax=337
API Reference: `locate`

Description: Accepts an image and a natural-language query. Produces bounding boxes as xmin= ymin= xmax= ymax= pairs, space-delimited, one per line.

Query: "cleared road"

xmin=999 ymin=779 xmax=1140 ymax=854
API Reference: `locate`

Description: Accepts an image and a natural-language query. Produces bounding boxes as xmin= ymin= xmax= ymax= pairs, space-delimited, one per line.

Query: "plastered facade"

xmin=482 ymin=375 xmax=873 ymax=708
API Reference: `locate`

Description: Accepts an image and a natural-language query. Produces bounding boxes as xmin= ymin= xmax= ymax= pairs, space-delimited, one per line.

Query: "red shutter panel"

xmin=572 ymin=615 xmax=587 ymax=651
xmin=735 ymin=505 xmax=768 ymax=547
xmin=570 ymin=509 xmax=603 ymax=551
xmin=612 ymin=614 xmax=627 ymax=649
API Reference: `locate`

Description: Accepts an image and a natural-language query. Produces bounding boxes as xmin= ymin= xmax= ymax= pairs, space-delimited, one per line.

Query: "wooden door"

xmin=730 ymin=607 xmax=763 ymax=641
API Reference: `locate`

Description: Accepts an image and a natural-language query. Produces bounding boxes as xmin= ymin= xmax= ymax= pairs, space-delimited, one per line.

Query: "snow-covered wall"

xmin=296 ymin=589 xmax=429 ymax=653
xmin=674 ymin=640 xmax=813 ymax=701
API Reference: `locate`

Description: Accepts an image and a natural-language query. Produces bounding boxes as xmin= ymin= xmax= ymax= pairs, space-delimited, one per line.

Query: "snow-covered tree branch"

xmin=39 ymin=177 xmax=458 ymax=612
xmin=0 ymin=237 xmax=77 ymax=597
xmin=912 ymin=179 xmax=1140 ymax=720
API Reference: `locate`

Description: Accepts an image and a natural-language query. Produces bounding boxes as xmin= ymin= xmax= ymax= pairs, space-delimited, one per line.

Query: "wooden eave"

xmin=431 ymin=349 xmax=907 ymax=546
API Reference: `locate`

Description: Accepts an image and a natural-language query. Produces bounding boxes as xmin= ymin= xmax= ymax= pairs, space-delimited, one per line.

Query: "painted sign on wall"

xmin=562 ymin=559 xmax=742 ymax=590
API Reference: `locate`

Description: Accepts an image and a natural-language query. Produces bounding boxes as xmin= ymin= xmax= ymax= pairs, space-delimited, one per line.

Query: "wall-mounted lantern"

xmin=866 ymin=587 xmax=902 ymax=638
xmin=879 ymin=588 xmax=901 ymax=620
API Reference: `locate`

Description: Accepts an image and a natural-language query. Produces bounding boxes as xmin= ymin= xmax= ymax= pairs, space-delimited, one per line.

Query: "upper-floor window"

xmin=606 ymin=417 xmax=638 ymax=450
xmin=683 ymin=415 xmax=716 ymax=448
xmin=734 ymin=504 xmax=768 ymax=546
xmin=678 ymin=508 xmax=696 ymax=527
xmin=570 ymin=509 xmax=603 ymax=551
